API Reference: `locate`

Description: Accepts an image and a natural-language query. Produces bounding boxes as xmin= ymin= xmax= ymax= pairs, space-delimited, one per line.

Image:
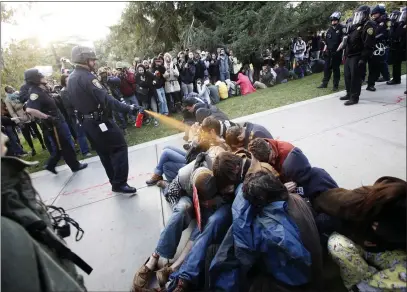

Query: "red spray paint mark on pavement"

xmin=396 ymin=96 xmax=405 ymax=103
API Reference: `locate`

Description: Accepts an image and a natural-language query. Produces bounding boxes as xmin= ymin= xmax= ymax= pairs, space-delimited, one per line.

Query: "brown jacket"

xmin=313 ymin=176 xmax=407 ymax=252
xmin=4 ymin=97 xmax=32 ymax=124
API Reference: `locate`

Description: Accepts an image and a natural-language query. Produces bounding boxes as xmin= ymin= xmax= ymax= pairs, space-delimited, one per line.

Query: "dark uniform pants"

xmin=45 ymin=121 xmax=80 ymax=171
xmin=82 ymin=118 xmax=129 ymax=188
xmin=367 ymin=54 xmax=385 ymax=87
xmin=322 ymin=50 xmax=343 ymax=87
xmin=391 ymin=48 xmax=405 ymax=83
xmin=344 ymin=55 xmax=362 ymax=102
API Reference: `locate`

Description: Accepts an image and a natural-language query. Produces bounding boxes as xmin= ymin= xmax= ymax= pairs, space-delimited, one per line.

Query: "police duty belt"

xmin=374 ymin=42 xmax=386 ymax=56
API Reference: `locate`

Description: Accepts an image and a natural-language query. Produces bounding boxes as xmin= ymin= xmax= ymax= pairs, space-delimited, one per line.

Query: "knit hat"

xmin=190 ymin=167 xmax=217 ymax=201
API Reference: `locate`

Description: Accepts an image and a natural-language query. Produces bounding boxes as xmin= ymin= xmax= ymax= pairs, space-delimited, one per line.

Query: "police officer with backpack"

xmin=317 ymin=11 xmax=346 ymax=91
xmin=24 ymin=68 xmax=88 ymax=174
xmin=340 ymin=5 xmax=376 ymax=106
xmin=67 ymin=46 xmax=143 ymax=194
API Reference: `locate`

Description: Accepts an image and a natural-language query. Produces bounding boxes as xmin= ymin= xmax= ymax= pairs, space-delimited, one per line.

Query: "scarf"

xmin=6 ymin=92 xmax=21 ymax=102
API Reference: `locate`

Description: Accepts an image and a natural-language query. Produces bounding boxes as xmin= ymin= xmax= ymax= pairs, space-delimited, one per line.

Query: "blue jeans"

xmin=219 ymin=72 xmax=230 ymax=82
xmin=169 ymin=204 xmax=233 ymax=288
xmin=156 ymin=87 xmax=169 ymax=115
xmin=154 ymin=146 xmax=186 ymax=182
xmin=123 ymin=95 xmax=139 ymax=122
xmin=155 ymin=196 xmax=194 ymax=259
xmin=3 ymin=126 xmax=24 ymax=156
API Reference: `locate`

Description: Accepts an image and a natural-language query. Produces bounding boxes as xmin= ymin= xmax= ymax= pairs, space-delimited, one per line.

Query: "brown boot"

xmin=156 ymin=265 xmax=173 ymax=287
xmin=132 ymin=258 xmax=156 ymax=289
xmin=146 ymin=174 xmax=163 ymax=186
xmin=173 ymin=279 xmax=190 ymax=292
xmin=156 ymin=180 xmax=169 ymax=189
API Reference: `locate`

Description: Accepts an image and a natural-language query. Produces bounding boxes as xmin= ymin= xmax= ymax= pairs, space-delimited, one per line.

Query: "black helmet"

xmin=389 ymin=10 xmax=401 ymax=22
xmin=352 ymin=5 xmax=371 ymax=26
xmin=371 ymin=5 xmax=385 ymax=16
xmin=399 ymin=7 xmax=407 ymax=23
xmin=24 ymin=68 xmax=45 ymax=85
xmin=330 ymin=11 xmax=342 ymax=21
xmin=71 ymin=46 xmax=98 ymax=64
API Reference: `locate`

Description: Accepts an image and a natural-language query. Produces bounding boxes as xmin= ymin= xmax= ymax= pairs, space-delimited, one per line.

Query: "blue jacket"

xmin=210 ymin=184 xmax=312 ymax=292
xmin=283 ymin=147 xmax=338 ymax=199
xmin=218 ymin=55 xmax=230 ymax=74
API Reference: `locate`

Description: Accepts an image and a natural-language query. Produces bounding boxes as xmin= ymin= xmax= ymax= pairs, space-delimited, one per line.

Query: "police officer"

xmin=387 ymin=7 xmax=406 ymax=86
xmin=67 ymin=46 xmax=142 ymax=194
xmin=24 ymin=69 xmax=88 ymax=174
xmin=317 ymin=11 xmax=346 ymax=91
xmin=366 ymin=5 xmax=391 ymax=91
xmin=340 ymin=6 xmax=376 ymax=106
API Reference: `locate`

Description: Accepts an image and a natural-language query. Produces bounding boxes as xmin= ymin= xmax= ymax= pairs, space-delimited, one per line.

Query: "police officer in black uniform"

xmin=67 ymin=46 xmax=142 ymax=194
xmin=24 ymin=69 xmax=88 ymax=174
xmin=317 ymin=11 xmax=346 ymax=91
xmin=340 ymin=5 xmax=376 ymax=106
xmin=366 ymin=5 xmax=391 ymax=91
xmin=387 ymin=7 xmax=406 ymax=87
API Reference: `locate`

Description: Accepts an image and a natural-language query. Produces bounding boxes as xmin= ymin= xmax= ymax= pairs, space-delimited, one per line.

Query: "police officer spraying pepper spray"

xmin=340 ymin=5 xmax=376 ymax=106
xmin=317 ymin=11 xmax=346 ymax=91
xmin=67 ymin=46 xmax=143 ymax=194
xmin=24 ymin=69 xmax=88 ymax=174
xmin=387 ymin=7 xmax=406 ymax=88
xmin=366 ymin=5 xmax=391 ymax=91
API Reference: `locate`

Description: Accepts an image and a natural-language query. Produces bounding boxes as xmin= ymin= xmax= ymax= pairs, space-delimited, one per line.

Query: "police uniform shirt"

xmin=67 ymin=66 xmax=131 ymax=116
xmin=26 ymin=86 xmax=65 ymax=121
xmin=345 ymin=20 xmax=376 ymax=61
xmin=326 ymin=24 xmax=346 ymax=50
xmin=375 ymin=18 xmax=390 ymax=44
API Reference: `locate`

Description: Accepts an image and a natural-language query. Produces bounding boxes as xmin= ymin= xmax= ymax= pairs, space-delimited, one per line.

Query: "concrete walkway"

xmin=30 ymin=80 xmax=406 ymax=291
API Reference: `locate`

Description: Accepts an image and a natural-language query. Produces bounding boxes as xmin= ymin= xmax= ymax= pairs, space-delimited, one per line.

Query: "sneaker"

xmin=72 ymin=163 xmax=88 ymax=172
xmin=83 ymin=152 xmax=92 ymax=158
xmin=154 ymin=120 xmax=160 ymax=127
xmin=344 ymin=100 xmax=358 ymax=106
xmin=156 ymin=266 xmax=173 ymax=287
xmin=386 ymin=79 xmax=401 ymax=85
xmin=146 ymin=174 xmax=163 ymax=186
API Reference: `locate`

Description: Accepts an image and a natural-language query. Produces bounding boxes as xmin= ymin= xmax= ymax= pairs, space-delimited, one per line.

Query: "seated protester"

xmin=132 ymin=151 xmax=225 ymax=291
xmin=145 ymin=146 xmax=187 ymax=186
xmin=201 ymin=116 xmax=236 ymax=141
xmin=236 ymin=72 xmax=256 ymax=95
xmin=274 ymin=64 xmax=290 ymax=84
xmin=225 ymin=123 xmax=273 ymax=151
xmin=210 ymin=167 xmax=322 ymax=292
xmin=182 ymin=96 xmax=208 ymax=131
xmin=259 ymin=65 xmax=277 ymax=87
xmin=241 ymin=63 xmax=254 ymax=84
xmin=315 ymin=177 xmax=407 ymax=291
xmin=196 ymin=78 xmax=211 ymax=104
xmin=215 ymin=80 xmax=229 ymax=100
xmin=207 ymin=83 xmax=221 ymax=104
xmin=195 ymin=106 xmax=229 ymax=124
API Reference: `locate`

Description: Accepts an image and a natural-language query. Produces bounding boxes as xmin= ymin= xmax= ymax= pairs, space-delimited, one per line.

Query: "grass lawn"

xmin=21 ymin=63 xmax=406 ymax=173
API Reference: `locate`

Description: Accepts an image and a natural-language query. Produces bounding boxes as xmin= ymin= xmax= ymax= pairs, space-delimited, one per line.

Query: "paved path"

xmin=31 ymin=80 xmax=406 ymax=291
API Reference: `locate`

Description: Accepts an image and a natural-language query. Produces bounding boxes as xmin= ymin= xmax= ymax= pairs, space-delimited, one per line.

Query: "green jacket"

xmin=1 ymin=157 xmax=87 ymax=292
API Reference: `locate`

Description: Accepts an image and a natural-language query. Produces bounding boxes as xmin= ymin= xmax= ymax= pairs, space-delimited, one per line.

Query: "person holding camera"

xmin=116 ymin=61 xmax=139 ymax=124
xmin=180 ymin=51 xmax=196 ymax=97
xmin=135 ymin=64 xmax=159 ymax=127
xmin=164 ymin=53 xmax=182 ymax=113
xmin=151 ymin=56 xmax=169 ymax=116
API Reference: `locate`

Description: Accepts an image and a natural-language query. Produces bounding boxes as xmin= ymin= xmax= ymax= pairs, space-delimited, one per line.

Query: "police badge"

xmin=367 ymin=27 xmax=374 ymax=35
xmin=92 ymin=79 xmax=103 ymax=89
xmin=30 ymin=93 xmax=39 ymax=101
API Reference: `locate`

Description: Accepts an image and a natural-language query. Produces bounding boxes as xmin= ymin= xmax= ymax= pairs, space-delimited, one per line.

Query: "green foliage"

xmin=100 ymin=1 xmax=361 ymax=62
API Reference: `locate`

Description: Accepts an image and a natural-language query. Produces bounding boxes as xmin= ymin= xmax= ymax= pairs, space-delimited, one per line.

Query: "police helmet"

xmin=352 ymin=5 xmax=371 ymax=26
xmin=371 ymin=5 xmax=385 ymax=16
xmin=389 ymin=10 xmax=401 ymax=22
xmin=399 ymin=7 xmax=407 ymax=23
xmin=71 ymin=46 xmax=98 ymax=64
xmin=24 ymin=68 xmax=45 ymax=85
xmin=330 ymin=11 xmax=342 ymax=21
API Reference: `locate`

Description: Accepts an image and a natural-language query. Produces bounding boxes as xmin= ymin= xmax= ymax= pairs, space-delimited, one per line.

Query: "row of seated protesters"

xmin=132 ymin=103 xmax=407 ymax=292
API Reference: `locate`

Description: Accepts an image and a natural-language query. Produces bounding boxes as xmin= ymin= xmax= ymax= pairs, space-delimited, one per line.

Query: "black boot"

xmin=332 ymin=85 xmax=339 ymax=91
xmin=386 ymin=79 xmax=401 ymax=85
xmin=112 ymin=184 xmax=137 ymax=194
xmin=72 ymin=163 xmax=88 ymax=172
xmin=317 ymin=83 xmax=327 ymax=89
xmin=366 ymin=86 xmax=376 ymax=92
xmin=45 ymin=165 xmax=58 ymax=174
xmin=339 ymin=95 xmax=350 ymax=100
xmin=344 ymin=100 xmax=358 ymax=106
